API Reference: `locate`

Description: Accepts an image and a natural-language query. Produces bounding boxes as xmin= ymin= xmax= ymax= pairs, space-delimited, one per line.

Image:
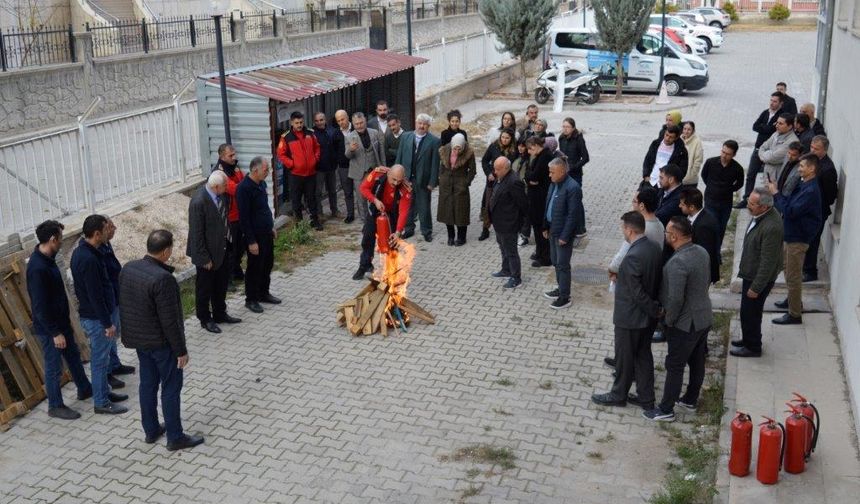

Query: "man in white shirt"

xmin=642 ymin=125 xmax=689 ymax=187
xmin=367 ymin=100 xmax=389 ymax=134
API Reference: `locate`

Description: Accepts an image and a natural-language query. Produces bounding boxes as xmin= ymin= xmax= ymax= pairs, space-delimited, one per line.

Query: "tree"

xmin=480 ymin=0 xmax=559 ymax=97
xmin=592 ymin=0 xmax=655 ymax=99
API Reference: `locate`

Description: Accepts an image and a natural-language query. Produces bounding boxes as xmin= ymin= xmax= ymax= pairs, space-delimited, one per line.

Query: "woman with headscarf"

xmin=437 ymin=133 xmax=477 ymax=246
xmin=680 ymin=121 xmax=704 ymax=186
xmin=479 ymin=128 xmax=517 ymax=241
xmin=657 ymin=109 xmax=683 ymax=140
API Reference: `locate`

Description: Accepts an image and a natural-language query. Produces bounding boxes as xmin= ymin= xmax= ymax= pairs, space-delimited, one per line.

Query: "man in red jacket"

xmin=213 ymin=143 xmax=246 ymax=284
xmin=353 ymin=165 xmax=412 ymax=280
xmin=277 ymin=111 xmax=323 ymax=230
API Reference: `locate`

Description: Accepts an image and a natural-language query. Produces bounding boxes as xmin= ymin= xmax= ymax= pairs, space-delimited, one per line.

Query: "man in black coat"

xmin=98 ymin=218 xmax=135 ymax=387
xmin=489 ymin=156 xmax=528 ymax=289
xmin=702 ymin=139 xmax=745 ymax=251
xmin=803 ymin=136 xmax=838 ymax=282
xmin=776 ymin=82 xmax=797 ymax=114
xmin=655 ymin=164 xmax=685 ymax=227
xmin=642 ymin=125 xmax=688 ymax=187
xmin=592 ymin=211 xmax=662 ymax=409
xmin=313 ymin=112 xmax=341 ymax=218
xmin=738 ymin=91 xmax=784 ymax=207
xmin=680 ymin=188 xmax=721 ymax=284
xmin=120 ymin=230 xmax=204 ymax=451
xmin=187 ymin=171 xmax=242 ymax=334
xmin=237 ymin=156 xmax=280 ymax=314
xmin=525 ymin=136 xmax=554 ymax=267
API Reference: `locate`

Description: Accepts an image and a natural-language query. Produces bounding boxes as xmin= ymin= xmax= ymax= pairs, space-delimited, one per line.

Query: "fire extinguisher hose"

xmin=809 ymin=402 xmax=820 ymax=454
xmin=778 ymin=422 xmax=786 ymax=471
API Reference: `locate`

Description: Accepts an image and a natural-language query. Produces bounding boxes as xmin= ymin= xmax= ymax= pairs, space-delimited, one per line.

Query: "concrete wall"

xmin=819 ymin=1 xmax=860 ymax=437
xmin=387 ymin=12 xmax=483 ymax=51
xmin=0 ymin=0 xmax=71 ymax=27
xmin=0 ymin=20 xmax=368 ymax=139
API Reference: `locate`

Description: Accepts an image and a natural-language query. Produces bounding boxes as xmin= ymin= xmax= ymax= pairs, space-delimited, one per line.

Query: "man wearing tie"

xmin=187 ymin=171 xmax=242 ymax=334
xmin=396 ymin=113 xmax=441 ymax=241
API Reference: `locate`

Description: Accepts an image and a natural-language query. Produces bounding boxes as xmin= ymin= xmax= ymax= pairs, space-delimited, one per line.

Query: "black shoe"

xmin=401 ymin=230 xmax=414 ymax=239
xmin=503 ymin=278 xmax=521 ymax=289
xmin=145 ymin=423 xmax=166 ymax=444
xmin=112 ymin=364 xmax=136 ymax=376
xmin=312 ymin=221 xmax=324 ymax=231
xmin=603 ymin=357 xmax=616 ymax=368
xmin=94 ymin=403 xmax=128 ymax=415
xmin=642 ymin=407 xmax=675 ymax=422
xmin=167 ymin=434 xmax=205 ymax=451
xmin=447 ymin=238 xmax=455 ymax=246
xmin=352 ymin=268 xmax=369 ymax=281
xmin=202 ymin=321 xmax=222 ymax=334
xmin=802 ymin=273 xmax=818 ymax=283
xmin=530 ymin=253 xmax=538 ymax=261
xmin=730 ymin=339 xmax=745 ymax=347
xmin=261 ymin=294 xmax=282 ymax=304
xmin=591 ymin=393 xmax=626 ymax=407
xmin=550 ymin=298 xmax=571 ymax=309
xmin=76 ymin=389 xmax=93 ymax=401
xmin=108 ymin=392 xmax=128 ymax=403
xmin=108 ymin=375 xmax=125 ymax=389
xmin=454 ymin=238 xmax=466 ymax=247
xmin=423 ymin=233 xmax=433 ymax=242
xmin=543 ymin=288 xmax=560 ymax=299
xmin=772 ymin=313 xmax=802 ymax=325
xmin=774 ymin=299 xmax=789 ymax=309
xmin=48 ymin=405 xmax=81 ymax=420
xmin=627 ymin=394 xmax=654 ymax=410
xmin=478 ymin=228 xmax=490 ymax=241
xmin=733 ymin=200 xmax=748 ymax=209
xmin=491 ymin=270 xmax=511 ymax=278
xmin=730 ymin=347 xmax=762 ymax=357
xmin=214 ymin=314 xmax=242 ymax=324
xmin=531 ymin=260 xmax=550 ymax=268
xmin=651 ymin=331 xmax=666 ymax=343
xmin=245 ymin=301 xmax=264 ymax=313
xmin=344 ymin=215 xmax=355 ymax=224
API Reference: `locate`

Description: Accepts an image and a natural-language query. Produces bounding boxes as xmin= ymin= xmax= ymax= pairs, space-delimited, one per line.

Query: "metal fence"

xmin=87 ymin=15 xmax=234 ymax=58
xmin=388 ymin=0 xmax=480 ymax=21
xmin=0 ymin=25 xmax=75 ymax=71
xmin=413 ymin=30 xmax=513 ymax=93
xmin=705 ymin=0 xmax=819 ymax=12
xmin=242 ymin=11 xmax=277 ymax=40
xmin=0 ymin=94 xmax=200 ymax=237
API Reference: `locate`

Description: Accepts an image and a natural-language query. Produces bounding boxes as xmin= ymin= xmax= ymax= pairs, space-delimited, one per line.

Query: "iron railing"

xmin=87 ymin=15 xmax=234 ymax=58
xmin=0 ymin=24 xmax=76 ymax=71
xmin=388 ymin=0 xmax=479 ymax=20
xmin=242 ymin=10 xmax=277 ymax=40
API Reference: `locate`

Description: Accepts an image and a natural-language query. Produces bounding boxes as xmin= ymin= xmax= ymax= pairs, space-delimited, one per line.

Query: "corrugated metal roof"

xmin=207 ymin=48 xmax=427 ymax=103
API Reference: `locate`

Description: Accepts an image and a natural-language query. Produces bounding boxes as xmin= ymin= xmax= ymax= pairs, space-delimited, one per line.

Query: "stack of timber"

xmin=336 ymin=279 xmax=435 ymax=336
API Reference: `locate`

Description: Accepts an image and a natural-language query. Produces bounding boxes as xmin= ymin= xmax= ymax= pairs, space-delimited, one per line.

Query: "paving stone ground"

xmin=0 ymin=31 xmax=821 ymax=503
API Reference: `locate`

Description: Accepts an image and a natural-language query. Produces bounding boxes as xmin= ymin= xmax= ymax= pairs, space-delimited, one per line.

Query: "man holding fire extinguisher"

xmin=353 ymin=165 xmax=413 ymax=281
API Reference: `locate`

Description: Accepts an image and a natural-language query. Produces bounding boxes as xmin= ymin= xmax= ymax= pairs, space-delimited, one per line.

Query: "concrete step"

xmin=90 ymin=0 xmax=137 ymax=22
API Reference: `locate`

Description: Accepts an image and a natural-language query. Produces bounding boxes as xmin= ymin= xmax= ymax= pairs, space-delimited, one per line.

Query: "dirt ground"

xmin=107 ymin=192 xmax=193 ymax=270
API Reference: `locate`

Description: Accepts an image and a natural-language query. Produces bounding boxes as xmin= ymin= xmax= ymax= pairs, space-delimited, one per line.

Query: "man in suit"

xmin=334 ymin=110 xmax=355 ymax=223
xmin=383 ymin=114 xmax=404 ymax=166
xmin=396 ymin=113 xmax=441 ymax=242
xmin=644 ymin=217 xmax=713 ymax=422
xmin=366 ymin=100 xmax=390 ymax=134
xmin=642 ymin=125 xmax=688 ymax=187
xmin=776 ymin=82 xmax=797 ymax=114
xmin=592 ymin=211 xmax=662 ymax=410
xmin=799 ymin=103 xmax=826 ymax=137
xmin=345 ymin=112 xmax=386 ymax=225
xmin=731 ymin=189 xmax=783 ymax=357
xmin=120 ymin=230 xmax=204 ymax=451
xmin=237 ymin=156 xmax=280 ymax=314
xmin=187 ymin=171 xmax=242 ymax=334
xmin=738 ymin=91 xmax=784 ymax=207
xmin=679 ymin=188 xmax=720 ymax=284
xmin=489 ymin=156 xmax=528 ymax=289
xmin=758 ymin=113 xmax=798 ymax=184
xmin=542 ymin=158 xmax=582 ymax=309
xmin=655 ymin=164 xmax=685 ymax=226
xmin=803 ymin=135 xmax=838 ymax=282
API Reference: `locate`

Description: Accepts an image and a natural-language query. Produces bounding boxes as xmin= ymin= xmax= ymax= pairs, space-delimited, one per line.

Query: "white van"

xmin=548 ymin=27 xmax=709 ymax=96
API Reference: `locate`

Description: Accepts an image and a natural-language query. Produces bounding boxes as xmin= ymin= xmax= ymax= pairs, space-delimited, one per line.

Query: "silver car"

xmin=690 ymin=7 xmax=732 ymax=29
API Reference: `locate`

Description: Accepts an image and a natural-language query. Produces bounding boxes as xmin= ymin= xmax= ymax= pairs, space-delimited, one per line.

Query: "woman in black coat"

xmin=557 ymin=117 xmax=589 ymax=186
xmin=479 ymin=128 xmax=517 ymax=240
xmin=524 ymin=136 xmax=553 ymax=267
xmin=440 ymin=109 xmax=468 ymax=146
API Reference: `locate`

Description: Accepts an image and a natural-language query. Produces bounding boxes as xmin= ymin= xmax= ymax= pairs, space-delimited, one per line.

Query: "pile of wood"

xmin=337 ymin=279 xmax=435 ymax=336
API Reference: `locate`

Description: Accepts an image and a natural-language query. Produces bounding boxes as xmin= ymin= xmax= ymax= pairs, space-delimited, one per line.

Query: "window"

xmin=555 ymin=33 xmax=596 ymax=50
xmin=637 ymin=35 xmax=663 ymax=55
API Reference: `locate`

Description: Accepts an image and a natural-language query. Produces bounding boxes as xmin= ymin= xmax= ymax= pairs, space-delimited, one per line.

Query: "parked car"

xmin=689 ymin=7 xmax=732 ymax=29
xmin=675 ymin=11 xmax=707 ymax=25
xmin=647 ymin=27 xmax=707 ymax=56
xmin=548 ymin=27 xmax=709 ymax=96
xmin=649 ymin=14 xmax=723 ymax=52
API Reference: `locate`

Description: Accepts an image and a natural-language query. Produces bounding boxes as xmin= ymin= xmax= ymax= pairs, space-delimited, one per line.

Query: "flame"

xmin=375 ymin=239 xmax=416 ymax=309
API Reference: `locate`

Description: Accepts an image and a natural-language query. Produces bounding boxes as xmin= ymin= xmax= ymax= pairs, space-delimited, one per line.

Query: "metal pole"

xmin=406 ymin=0 xmax=413 ymax=55
xmin=78 ymin=97 xmax=102 ymax=212
xmin=659 ymin=6 xmax=666 ymax=93
xmin=213 ymin=14 xmax=231 ymax=145
xmin=172 ymin=78 xmax=195 ymax=183
xmin=582 ymin=0 xmax=586 ymax=28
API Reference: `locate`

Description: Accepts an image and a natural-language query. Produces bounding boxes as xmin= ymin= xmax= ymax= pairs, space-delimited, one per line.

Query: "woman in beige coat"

xmin=681 ymin=121 xmax=704 ymax=186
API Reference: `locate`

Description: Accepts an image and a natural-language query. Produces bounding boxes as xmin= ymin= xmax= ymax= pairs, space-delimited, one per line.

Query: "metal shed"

xmin=196 ymin=47 xmax=427 ymax=208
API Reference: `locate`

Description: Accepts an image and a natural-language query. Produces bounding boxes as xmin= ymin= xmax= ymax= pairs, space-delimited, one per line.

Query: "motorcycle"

xmin=534 ymin=68 xmax=602 ymax=105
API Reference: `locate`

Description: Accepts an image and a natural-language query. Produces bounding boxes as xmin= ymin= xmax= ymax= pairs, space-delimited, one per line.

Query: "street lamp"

xmin=406 ymin=0 xmax=413 ymax=55
xmin=211 ymin=0 xmax=231 ymax=144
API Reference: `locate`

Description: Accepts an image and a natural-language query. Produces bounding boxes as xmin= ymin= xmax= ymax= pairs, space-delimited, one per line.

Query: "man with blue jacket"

xmin=70 ymin=214 xmax=128 ymax=414
xmin=768 ymin=153 xmax=822 ymax=325
xmin=542 ymin=158 xmax=583 ymax=309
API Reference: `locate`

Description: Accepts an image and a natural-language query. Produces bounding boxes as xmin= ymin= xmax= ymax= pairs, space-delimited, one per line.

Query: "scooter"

xmin=534 ymin=68 xmax=601 ymax=105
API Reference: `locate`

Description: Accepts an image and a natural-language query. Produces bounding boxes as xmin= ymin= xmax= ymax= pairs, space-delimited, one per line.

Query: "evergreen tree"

xmin=592 ymin=0 xmax=656 ymax=99
xmin=480 ymin=0 xmax=559 ymax=97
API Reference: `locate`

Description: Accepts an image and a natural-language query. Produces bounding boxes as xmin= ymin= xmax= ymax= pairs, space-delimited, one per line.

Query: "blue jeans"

xmin=137 ymin=346 xmax=184 ymax=444
xmin=549 ymin=236 xmax=574 ymax=300
xmin=34 ymin=331 xmax=91 ymax=408
xmin=706 ymin=202 xmax=733 ymax=252
xmin=80 ymin=308 xmax=118 ymax=407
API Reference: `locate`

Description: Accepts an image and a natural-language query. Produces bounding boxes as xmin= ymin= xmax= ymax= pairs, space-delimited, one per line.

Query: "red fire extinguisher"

xmin=784 ymin=403 xmax=816 ymax=474
xmin=729 ymin=411 xmax=753 ymax=477
xmin=789 ymin=392 xmax=820 ymax=459
xmin=756 ymin=416 xmax=785 ymax=485
xmin=376 ymin=212 xmax=391 ymax=254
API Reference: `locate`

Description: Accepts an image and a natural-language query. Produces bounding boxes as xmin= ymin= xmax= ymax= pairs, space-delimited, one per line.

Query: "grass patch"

xmin=717 ymin=211 xmax=739 ymax=288
xmin=465 ymin=468 xmax=482 ymax=479
xmin=586 ymin=451 xmax=603 ymax=460
xmin=511 ymin=315 xmax=522 ymax=322
xmin=566 ymin=329 xmax=584 ymax=338
xmin=578 ymin=375 xmax=593 ymax=387
xmin=711 ymin=311 xmax=733 ymax=359
xmin=440 ymin=444 xmax=517 ymax=470
xmin=698 ymin=375 xmax=727 ymax=427
xmin=539 ymin=380 xmax=553 ymax=390
xmin=649 ymin=438 xmax=719 ymax=504
xmin=492 ymin=407 xmax=512 ymax=416
xmin=179 ymin=278 xmax=196 ymax=318
xmin=494 ymin=377 xmax=515 ymax=387
xmin=483 ymin=425 xmax=492 ymax=432
xmin=460 ymin=484 xmax=482 ymax=500
xmin=273 ymin=220 xmax=328 ymax=272
xmin=596 ymin=433 xmax=615 ymax=444
xmin=655 ymin=363 xmax=665 ymax=372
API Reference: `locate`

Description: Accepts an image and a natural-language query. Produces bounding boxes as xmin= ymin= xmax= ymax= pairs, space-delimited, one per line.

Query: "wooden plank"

xmin=0 ymin=348 xmax=34 ymax=398
xmin=338 ymin=299 xmax=357 ymax=309
xmin=371 ymin=295 xmax=389 ymax=333
xmin=354 ymin=291 xmax=385 ymax=330
xmin=0 ymin=366 xmax=15 ymax=410
xmin=400 ymin=298 xmax=436 ymax=324
xmin=344 ymin=306 xmax=355 ymax=329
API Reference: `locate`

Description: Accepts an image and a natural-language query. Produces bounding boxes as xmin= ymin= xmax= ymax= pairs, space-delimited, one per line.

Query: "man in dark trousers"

xmin=213 ymin=143 xmax=246 ymax=285
xmin=26 ymin=220 xmax=92 ymax=420
xmin=187 ymin=171 xmax=242 ymax=334
xmin=120 ymin=230 xmax=204 ymax=451
xmin=702 ymin=139 xmax=744 ymax=251
xmin=99 ymin=217 xmax=136 ymax=388
xmin=277 ymin=111 xmax=323 ymax=230
xmin=396 ymin=113 xmax=440 ymax=241
xmin=679 ymin=188 xmax=721 ymax=284
xmin=592 ymin=211 xmax=662 ymax=410
xmin=335 ymin=109 xmax=355 ymax=223
xmin=70 ymin=214 xmax=128 ymax=415
xmin=542 ymin=158 xmax=582 ymax=309
xmin=489 ymin=157 xmax=529 ymax=289
xmin=642 ymin=125 xmax=688 ymax=188
xmin=738 ymin=91 xmax=784 ymax=207
xmin=655 ymin=164 xmax=685 ymax=226
xmin=731 ymin=189 xmax=783 ymax=357
xmin=237 ymin=156 xmax=280 ymax=314
xmin=353 ymin=165 xmax=413 ymax=280
xmin=803 ymin=135 xmax=838 ymax=282
xmin=312 ymin=112 xmax=340 ymax=218
xmin=644 ymin=217 xmax=713 ymax=422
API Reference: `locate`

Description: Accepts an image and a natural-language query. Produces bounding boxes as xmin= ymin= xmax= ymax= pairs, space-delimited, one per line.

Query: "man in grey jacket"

xmin=345 ymin=112 xmax=385 ymax=224
xmin=759 ymin=113 xmax=799 ymax=184
xmin=644 ymin=216 xmax=713 ymax=422
xmin=592 ymin=211 xmax=662 ymax=409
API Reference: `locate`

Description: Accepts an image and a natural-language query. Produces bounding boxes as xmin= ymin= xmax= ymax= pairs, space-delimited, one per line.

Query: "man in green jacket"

xmin=396 ymin=113 xmax=441 ymax=241
xmin=731 ymin=188 xmax=784 ymax=357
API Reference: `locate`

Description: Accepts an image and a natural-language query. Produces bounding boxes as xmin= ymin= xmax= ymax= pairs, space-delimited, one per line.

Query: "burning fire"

xmin=375 ymin=240 xmax=415 ymax=323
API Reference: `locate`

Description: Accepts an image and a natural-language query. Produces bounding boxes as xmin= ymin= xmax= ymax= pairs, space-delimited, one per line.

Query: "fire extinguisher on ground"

xmin=789 ymin=392 xmax=820 ymax=459
xmin=784 ymin=403 xmax=816 ymax=474
xmin=756 ymin=416 xmax=785 ymax=485
xmin=729 ymin=411 xmax=753 ymax=477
